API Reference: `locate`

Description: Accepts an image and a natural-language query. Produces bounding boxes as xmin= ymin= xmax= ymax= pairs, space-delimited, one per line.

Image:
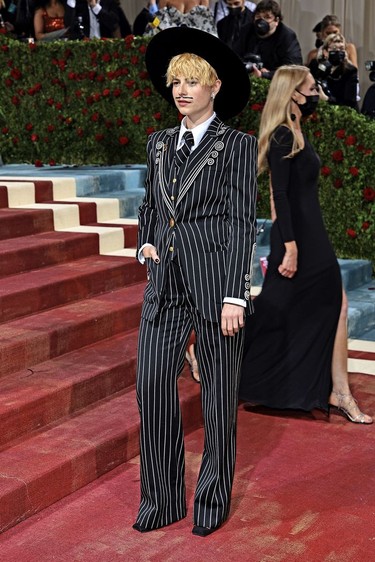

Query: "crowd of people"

xmin=0 ymin=0 xmax=369 ymax=114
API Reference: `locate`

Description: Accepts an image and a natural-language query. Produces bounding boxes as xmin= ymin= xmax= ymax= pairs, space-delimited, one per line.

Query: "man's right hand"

xmin=143 ymin=245 xmax=160 ymax=264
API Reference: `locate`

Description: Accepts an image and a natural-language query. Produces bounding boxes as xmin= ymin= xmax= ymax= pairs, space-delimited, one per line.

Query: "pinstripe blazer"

xmin=137 ymin=115 xmax=258 ymax=323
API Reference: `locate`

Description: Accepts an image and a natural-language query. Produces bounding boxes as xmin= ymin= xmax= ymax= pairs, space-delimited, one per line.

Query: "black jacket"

xmin=309 ymin=59 xmax=359 ymax=109
xmin=240 ymin=21 xmax=302 ymax=77
xmin=217 ymin=7 xmax=254 ymax=58
xmin=65 ymin=0 xmax=119 ymax=38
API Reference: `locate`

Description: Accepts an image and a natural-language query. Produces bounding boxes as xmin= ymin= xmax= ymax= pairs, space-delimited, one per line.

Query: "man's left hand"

xmin=221 ymin=303 xmax=245 ymax=337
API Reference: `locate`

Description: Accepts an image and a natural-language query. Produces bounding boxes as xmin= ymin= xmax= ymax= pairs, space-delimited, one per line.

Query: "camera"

xmin=365 ymin=60 xmax=375 ymax=82
xmin=315 ymin=59 xmax=332 ymax=79
xmin=243 ymin=53 xmax=263 ymax=73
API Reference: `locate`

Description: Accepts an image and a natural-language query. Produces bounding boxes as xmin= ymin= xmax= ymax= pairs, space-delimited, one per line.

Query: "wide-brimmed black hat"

xmin=145 ymin=27 xmax=251 ymax=121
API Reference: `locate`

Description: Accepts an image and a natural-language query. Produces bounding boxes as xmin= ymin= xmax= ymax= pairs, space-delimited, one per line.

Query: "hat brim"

xmin=145 ymin=27 xmax=250 ymax=121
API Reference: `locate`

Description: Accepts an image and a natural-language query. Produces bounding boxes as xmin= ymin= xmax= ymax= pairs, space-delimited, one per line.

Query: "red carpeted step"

xmin=0 ymin=231 xmax=101 ymax=278
xmin=0 ymin=255 xmax=145 ymax=323
xmin=0 ymin=208 xmax=55 ymax=241
xmin=0 ymin=373 xmax=202 ymax=534
xmin=0 ymin=282 xmax=146 ymax=379
xmin=0 ymin=330 xmax=139 ymax=448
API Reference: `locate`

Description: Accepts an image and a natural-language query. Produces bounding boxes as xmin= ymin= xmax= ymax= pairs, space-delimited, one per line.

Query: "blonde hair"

xmin=258 ymin=65 xmax=310 ymax=174
xmin=166 ymin=53 xmax=218 ymax=87
xmin=323 ymin=32 xmax=346 ymax=51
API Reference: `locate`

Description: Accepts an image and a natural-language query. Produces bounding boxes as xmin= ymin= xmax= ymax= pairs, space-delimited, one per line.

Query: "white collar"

xmin=177 ymin=113 xmax=216 ymax=151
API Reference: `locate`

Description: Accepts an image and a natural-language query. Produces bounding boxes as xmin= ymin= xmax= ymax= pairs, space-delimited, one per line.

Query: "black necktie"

xmin=175 ymin=131 xmax=194 ymax=168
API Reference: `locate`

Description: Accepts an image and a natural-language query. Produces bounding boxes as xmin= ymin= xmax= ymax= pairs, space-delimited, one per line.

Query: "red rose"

xmin=321 ymin=166 xmax=331 ymax=176
xmin=10 ymin=68 xmax=22 ymax=80
xmin=113 ymin=88 xmax=121 ymax=97
xmin=314 ymin=130 xmax=322 ymax=137
xmin=143 ymin=87 xmax=151 ymax=97
xmin=5 ymin=78 xmax=13 ymax=87
xmin=119 ymin=136 xmax=129 ymax=145
xmin=365 ymin=148 xmax=373 ymax=155
xmin=88 ymin=71 xmax=96 ymax=80
xmin=25 ymin=123 xmax=33 ymax=131
xmin=91 ymin=112 xmax=100 ymax=122
xmin=349 ymin=166 xmax=359 ymax=176
xmin=96 ymin=74 xmax=105 ymax=82
xmin=131 ymin=55 xmax=139 ymax=65
xmin=47 ymin=124 xmax=55 ymax=132
xmin=49 ymin=159 xmax=56 ymax=166
xmin=333 ymin=178 xmax=343 ymax=189
xmin=139 ymin=45 xmax=146 ymax=54
xmin=336 ymin=129 xmax=346 ymax=139
xmin=125 ymin=80 xmax=135 ymax=89
xmin=345 ymin=135 xmax=357 ymax=146
xmin=362 ymin=221 xmax=370 ymax=230
xmin=139 ymin=70 xmax=148 ymax=80
xmin=55 ymin=102 xmax=63 ymax=110
xmin=86 ymin=95 xmax=94 ymax=105
xmin=11 ymin=96 xmax=20 ymax=106
xmin=47 ymin=98 xmax=54 ymax=106
xmin=146 ymin=127 xmax=155 ymax=135
xmin=251 ymin=103 xmax=263 ymax=111
xmin=332 ymin=150 xmax=344 ymax=162
xmin=93 ymin=93 xmax=101 ymax=102
xmin=68 ymin=72 xmax=77 ymax=80
xmin=346 ymin=228 xmax=357 ymax=239
xmin=1 ymin=44 xmax=9 ymax=52
xmin=95 ymin=133 xmax=104 ymax=141
xmin=102 ymin=88 xmax=111 ymax=97
xmin=102 ymin=53 xmax=111 ymax=62
xmin=116 ymin=118 xmax=124 ymax=127
xmin=12 ymin=137 xmax=19 ymax=144
xmin=2 ymin=127 xmax=9 ymax=134
xmin=77 ymin=127 xmax=84 ymax=137
xmin=363 ymin=187 xmax=375 ymax=202
xmin=132 ymin=89 xmax=142 ymax=98
xmin=31 ymin=133 xmax=39 ymax=142
xmin=132 ymin=115 xmax=141 ymax=124
xmin=75 ymin=90 xmax=82 ymax=98
xmin=153 ymin=112 xmax=162 ymax=120
xmin=34 ymin=160 xmax=43 ymax=167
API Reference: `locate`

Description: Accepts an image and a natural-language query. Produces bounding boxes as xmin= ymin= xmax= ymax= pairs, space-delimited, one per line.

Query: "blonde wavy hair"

xmin=258 ymin=65 xmax=311 ymax=174
xmin=166 ymin=53 xmax=218 ymax=87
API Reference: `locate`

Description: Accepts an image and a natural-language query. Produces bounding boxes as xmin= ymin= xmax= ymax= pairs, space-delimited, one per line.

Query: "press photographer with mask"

xmin=217 ymin=0 xmax=254 ymax=58
xmin=239 ymin=0 xmax=302 ymax=79
xmin=309 ymin=32 xmax=359 ymax=110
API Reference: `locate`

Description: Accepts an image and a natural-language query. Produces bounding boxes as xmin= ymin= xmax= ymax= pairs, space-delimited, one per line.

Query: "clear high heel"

xmin=185 ymin=344 xmax=200 ymax=384
xmin=329 ymin=391 xmax=373 ymax=424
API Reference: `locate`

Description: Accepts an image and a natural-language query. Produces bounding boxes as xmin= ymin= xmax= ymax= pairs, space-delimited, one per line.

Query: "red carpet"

xmin=0 ymin=372 xmax=374 ymax=562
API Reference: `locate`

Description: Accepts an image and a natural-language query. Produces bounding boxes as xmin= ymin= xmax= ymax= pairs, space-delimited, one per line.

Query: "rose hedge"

xmin=0 ymin=33 xmax=374 ymax=266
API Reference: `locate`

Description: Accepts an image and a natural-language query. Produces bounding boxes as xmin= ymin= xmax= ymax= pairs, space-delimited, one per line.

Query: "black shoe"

xmin=192 ymin=524 xmax=222 ymax=537
xmin=132 ymin=523 xmax=154 ymax=533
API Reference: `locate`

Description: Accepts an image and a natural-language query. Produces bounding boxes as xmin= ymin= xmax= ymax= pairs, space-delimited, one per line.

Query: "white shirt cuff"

xmin=223 ymin=297 xmax=247 ymax=308
xmin=138 ymin=243 xmax=153 ymax=264
xmin=67 ymin=0 xmax=76 ymax=7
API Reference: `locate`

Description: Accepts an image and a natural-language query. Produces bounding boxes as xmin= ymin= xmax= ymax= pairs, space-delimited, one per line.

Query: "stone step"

xmin=91 ymin=188 xmax=145 ymax=219
xmin=0 ymin=255 xmax=145 ymax=323
xmin=0 ymin=282 xmax=145 ymax=379
xmin=0 ymin=329 xmax=139 ymax=448
xmin=0 ymin=372 xmax=202 ymax=534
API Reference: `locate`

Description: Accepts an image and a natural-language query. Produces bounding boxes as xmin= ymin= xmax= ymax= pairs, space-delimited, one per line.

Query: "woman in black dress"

xmin=239 ymin=65 xmax=372 ymax=423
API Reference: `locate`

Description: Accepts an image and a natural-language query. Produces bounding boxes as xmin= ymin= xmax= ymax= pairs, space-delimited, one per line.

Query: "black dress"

xmin=239 ymin=126 xmax=342 ymax=412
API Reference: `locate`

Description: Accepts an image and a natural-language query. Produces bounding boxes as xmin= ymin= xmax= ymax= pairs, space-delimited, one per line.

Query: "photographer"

xmin=238 ymin=0 xmax=302 ymax=79
xmin=309 ymin=33 xmax=359 ymax=110
xmin=64 ymin=0 xmax=119 ymax=38
xmin=217 ymin=0 xmax=254 ymax=58
xmin=361 ymin=61 xmax=375 ymax=118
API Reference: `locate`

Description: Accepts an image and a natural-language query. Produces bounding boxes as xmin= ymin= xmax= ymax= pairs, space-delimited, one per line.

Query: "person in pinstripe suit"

xmin=133 ymin=27 xmax=258 ymax=537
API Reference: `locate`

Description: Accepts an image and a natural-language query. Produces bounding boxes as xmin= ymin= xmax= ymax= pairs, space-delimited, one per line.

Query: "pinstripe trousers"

xmin=134 ymin=259 xmax=245 ymax=531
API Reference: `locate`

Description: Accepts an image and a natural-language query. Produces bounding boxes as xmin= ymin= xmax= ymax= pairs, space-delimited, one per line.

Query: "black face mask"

xmin=228 ymin=6 xmax=242 ymax=17
xmin=254 ymin=18 xmax=270 ymax=36
xmin=328 ymin=50 xmax=345 ymax=66
xmin=294 ymin=91 xmax=320 ymax=117
xmin=315 ymin=38 xmax=323 ymax=49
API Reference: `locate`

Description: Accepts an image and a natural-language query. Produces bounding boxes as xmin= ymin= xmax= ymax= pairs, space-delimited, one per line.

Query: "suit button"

xmin=169 ymin=218 xmax=175 ymax=228
xmin=169 ymin=246 xmax=174 ymax=252
xmin=171 ymin=195 xmax=175 ymax=200
xmin=172 ymin=178 xmax=177 ymax=183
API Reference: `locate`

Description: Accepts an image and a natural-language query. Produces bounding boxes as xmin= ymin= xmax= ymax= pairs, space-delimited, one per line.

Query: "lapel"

xmin=154 ymin=117 xmax=228 ymax=213
xmin=176 ymin=116 xmax=227 ymax=205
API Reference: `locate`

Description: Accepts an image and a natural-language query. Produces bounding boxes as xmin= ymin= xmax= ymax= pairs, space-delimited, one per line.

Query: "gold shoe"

xmin=329 ymin=391 xmax=373 ymax=424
